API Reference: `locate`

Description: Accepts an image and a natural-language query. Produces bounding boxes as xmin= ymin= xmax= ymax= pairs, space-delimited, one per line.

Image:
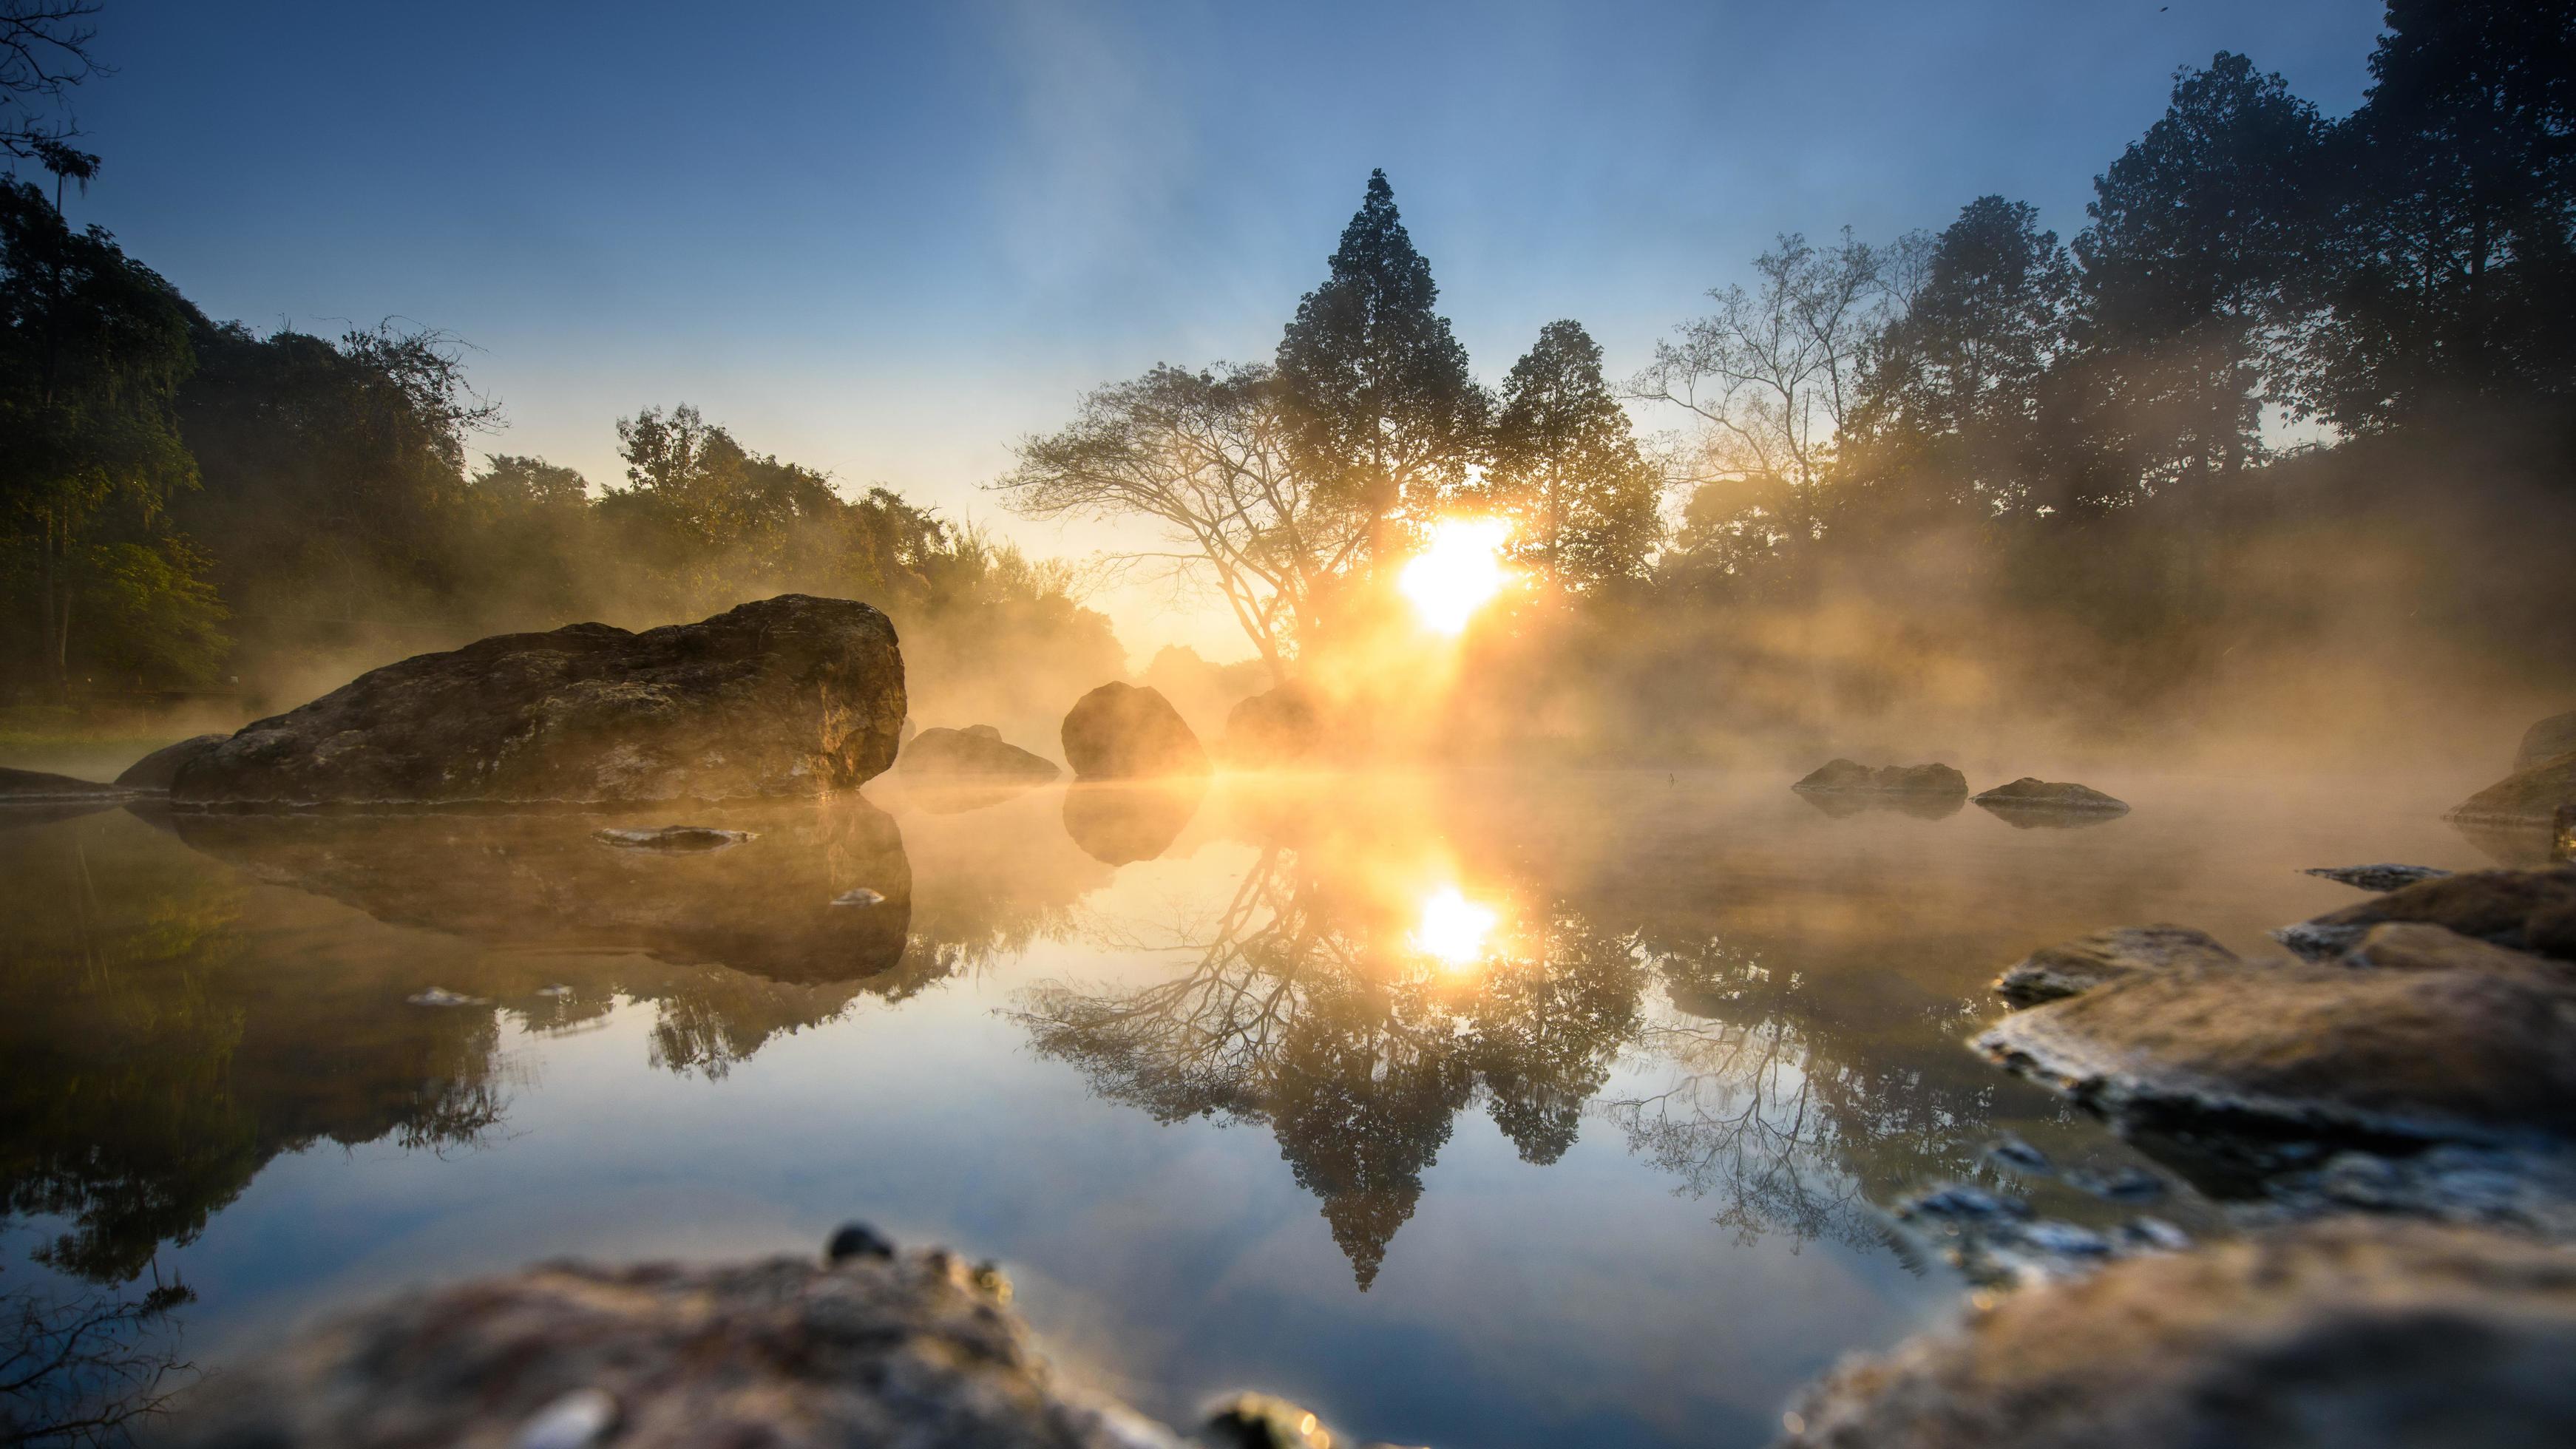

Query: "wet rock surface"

xmin=2305 ymin=863 xmax=2452 ymax=892
xmin=170 ymin=594 xmax=905 ymax=807
xmin=1969 ymin=778 xmax=2129 ymax=816
xmin=900 ymin=725 xmax=1062 ymax=782
xmin=1892 ymin=1182 xmax=2189 ymax=1287
xmin=592 ymin=824 xmax=755 ymax=851
xmin=1792 ymin=759 xmax=1968 ymax=795
xmin=1781 ymin=1218 xmax=2576 ymax=1449
xmin=2450 ymin=751 xmax=2576 ymax=827
xmin=112 ymin=733 xmax=228 ymax=791
xmin=1221 ymin=684 xmax=1323 ymax=766
xmin=1992 ymin=924 xmax=2239 ymax=1005
xmin=1976 ymin=925 xmax=2576 ymax=1144
xmin=2516 ymin=710 xmax=2576 ymax=773
xmin=2272 ymin=864 xmax=2576 ymax=962
xmin=160 ymin=1237 xmax=1187 ymax=1449
xmin=1061 ymin=683 xmax=1209 ymax=781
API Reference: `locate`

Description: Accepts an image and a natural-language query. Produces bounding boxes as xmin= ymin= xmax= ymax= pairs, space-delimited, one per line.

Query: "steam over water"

xmin=0 ymin=766 xmax=2525 ymax=1448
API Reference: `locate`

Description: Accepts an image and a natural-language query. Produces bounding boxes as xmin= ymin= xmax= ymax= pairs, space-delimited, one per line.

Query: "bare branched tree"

xmin=1 ymin=1 xmax=104 ymax=165
xmin=0 ymin=1278 xmax=197 ymax=1447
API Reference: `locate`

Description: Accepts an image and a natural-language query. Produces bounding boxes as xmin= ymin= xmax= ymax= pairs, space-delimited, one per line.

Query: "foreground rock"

xmin=1792 ymin=759 xmax=1968 ymax=795
xmin=1976 ymin=924 xmax=2576 ymax=1144
xmin=2516 ymin=709 xmax=2576 ymax=772
xmin=1221 ymin=683 xmax=1323 ymax=766
xmin=2272 ymin=864 xmax=2576 ymax=961
xmin=900 ymin=724 xmax=1061 ymax=782
xmin=1970 ymin=778 xmax=2129 ymax=816
xmin=112 ymin=733 xmax=227 ymax=790
xmin=2449 ymin=750 xmax=2576 ymax=827
xmin=171 ymin=595 xmax=905 ymax=807
xmin=1991 ymin=925 xmax=2238 ymax=1006
xmin=1781 ymin=1218 xmax=2576 ymax=1449
xmin=1060 ymin=683 xmax=1208 ymax=781
xmin=163 ymin=1233 xmax=1187 ymax=1449
xmin=2305 ymin=863 xmax=2452 ymax=892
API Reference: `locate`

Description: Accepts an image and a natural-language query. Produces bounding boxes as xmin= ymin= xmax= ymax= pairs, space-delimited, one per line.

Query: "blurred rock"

xmin=592 ymin=825 xmax=753 ymax=851
xmin=1780 ymin=1219 xmax=2576 ymax=1449
xmin=1221 ymin=684 xmax=1323 ymax=766
xmin=2305 ymin=863 xmax=2451 ymax=892
xmin=1970 ymin=778 xmax=2129 ymax=816
xmin=112 ymin=733 xmax=227 ymax=791
xmin=1993 ymin=925 xmax=2239 ymax=1006
xmin=2449 ymin=751 xmax=2576 ymax=827
xmin=1061 ymin=683 xmax=1210 ymax=781
xmin=2515 ymin=710 xmax=2576 ymax=772
xmin=1977 ymin=927 xmax=2576 ymax=1145
xmin=1792 ymin=759 xmax=1967 ymax=795
xmin=900 ymin=725 xmax=1062 ymax=782
xmin=2272 ymin=865 xmax=2576 ymax=962
xmin=2339 ymin=921 xmax=2574 ymax=978
xmin=171 ymin=595 xmax=904 ymax=807
xmin=160 ymin=1241 xmax=1186 ymax=1449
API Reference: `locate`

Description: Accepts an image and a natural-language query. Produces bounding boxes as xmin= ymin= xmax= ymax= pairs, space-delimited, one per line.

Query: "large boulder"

xmin=1971 ymin=778 xmax=2129 ymax=815
xmin=171 ymin=596 xmax=904 ymax=807
xmin=1792 ymin=759 xmax=1968 ymax=795
xmin=1780 ymin=1218 xmax=2576 ymax=1449
xmin=2449 ymin=751 xmax=2576 ymax=828
xmin=1221 ymin=683 xmax=1323 ymax=765
xmin=898 ymin=725 xmax=1060 ymax=783
xmin=1060 ymin=683 xmax=1207 ymax=781
xmin=1991 ymin=925 xmax=2239 ymax=1006
xmin=112 ymin=733 xmax=228 ymax=791
xmin=1976 ymin=928 xmax=2576 ymax=1144
xmin=2515 ymin=709 xmax=2576 ymax=772
xmin=160 ymin=1234 xmax=1187 ymax=1449
xmin=2272 ymin=865 xmax=2576 ymax=962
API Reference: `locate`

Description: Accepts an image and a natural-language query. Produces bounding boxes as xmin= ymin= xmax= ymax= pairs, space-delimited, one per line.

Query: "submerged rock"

xmin=112 ymin=733 xmax=227 ymax=791
xmin=2272 ymin=864 xmax=2576 ymax=962
xmin=1893 ymin=1181 xmax=2185 ymax=1286
xmin=1976 ymin=927 xmax=2576 ymax=1145
xmin=2305 ymin=863 xmax=2453 ymax=892
xmin=1993 ymin=925 xmax=2239 ymax=1005
xmin=592 ymin=825 xmax=755 ymax=851
xmin=2449 ymin=751 xmax=2576 ymax=827
xmin=1061 ymin=683 xmax=1208 ymax=781
xmin=160 ymin=1238 xmax=1187 ymax=1449
xmin=899 ymin=725 xmax=1061 ymax=782
xmin=1970 ymin=778 xmax=2129 ymax=817
xmin=170 ymin=594 xmax=905 ymax=807
xmin=1221 ymin=684 xmax=1323 ymax=766
xmin=1792 ymin=759 xmax=1968 ymax=795
xmin=2516 ymin=710 xmax=2576 ymax=772
xmin=1780 ymin=1218 xmax=2576 ymax=1449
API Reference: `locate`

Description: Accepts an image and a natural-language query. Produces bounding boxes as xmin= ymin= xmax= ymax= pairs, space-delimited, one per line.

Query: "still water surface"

xmin=0 ymin=767 xmax=2517 ymax=1447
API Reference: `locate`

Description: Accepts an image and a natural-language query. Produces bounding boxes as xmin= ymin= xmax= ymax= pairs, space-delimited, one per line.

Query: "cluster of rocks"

xmin=1792 ymin=759 xmax=2130 ymax=823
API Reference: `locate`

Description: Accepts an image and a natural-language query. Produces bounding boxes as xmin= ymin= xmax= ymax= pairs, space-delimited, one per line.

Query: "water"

xmin=0 ymin=765 xmax=2529 ymax=1447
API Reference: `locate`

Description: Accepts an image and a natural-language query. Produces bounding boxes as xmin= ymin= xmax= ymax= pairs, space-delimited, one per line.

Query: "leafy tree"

xmin=470 ymin=453 xmax=589 ymax=509
xmin=1275 ymin=170 xmax=1488 ymax=569
xmin=0 ymin=177 xmax=217 ymax=695
xmin=2071 ymin=53 xmax=2326 ymax=493
xmin=1478 ymin=319 xmax=1663 ymax=590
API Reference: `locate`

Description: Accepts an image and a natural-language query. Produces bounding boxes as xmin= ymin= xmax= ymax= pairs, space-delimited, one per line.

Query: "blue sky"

xmin=56 ymin=0 xmax=2387 ymax=658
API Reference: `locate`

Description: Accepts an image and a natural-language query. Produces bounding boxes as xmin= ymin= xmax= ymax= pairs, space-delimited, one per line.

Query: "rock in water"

xmin=1060 ymin=683 xmax=1207 ymax=781
xmin=2306 ymin=863 xmax=2453 ymax=892
xmin=158 ymin=1243 xmax=1187 ymax=1449
xmin=1222 ymin=683 xmax=1323 ymax=765
xmin=1976 ymin=928 xmax=2576 ymax=1144
xmin=169 ymin=595 xmax=904 ymax=807
xmin=1062 ymin=780 xmax=1205 ymax=865
xmin=898 ymin=725 xmax=1061 ymax=781
xmin=592 ymin=825 xmax=753 ymax=851
xmin=2516 ymin=710 xmax=2576 ymax=772
xmin=1791 ymin=759 xmax=1968 ymax=795
xmin=0 ymin=765 xmax=132 ymax=802
xmin=2272 ymin=865 xmax=2576 ymax=962
xmin=2449 ymin=751 xmax=2576 ymax=827
xmin=1780 ymin=1219 xmax=2576 ymax=1449
xmin=1971 ymin=778 xmax=2129 ymax=814
xmin=1992 ymin=925 xmax=2240 ymax=1005
xmin=112 ymin=733 xmax=228 ymax=791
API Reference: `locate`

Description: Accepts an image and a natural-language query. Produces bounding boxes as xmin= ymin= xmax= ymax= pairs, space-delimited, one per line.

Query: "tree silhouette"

xmin=1479 ymin=320 xmax=1664 ymax=591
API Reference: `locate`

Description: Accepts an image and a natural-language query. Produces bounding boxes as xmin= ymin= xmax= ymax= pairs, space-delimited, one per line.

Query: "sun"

xmin=1411 ymin=884 xmax=1499 ymax=971
xmin=1399 ymin=518 xmax=1511 ymax=634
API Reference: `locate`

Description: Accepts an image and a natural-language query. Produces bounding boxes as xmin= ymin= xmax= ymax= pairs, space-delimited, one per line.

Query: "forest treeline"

xmin=1004 ymin=0 xmax=2576 ymax=759
xmin=0 ymin=5 xmax=1117 ymax=722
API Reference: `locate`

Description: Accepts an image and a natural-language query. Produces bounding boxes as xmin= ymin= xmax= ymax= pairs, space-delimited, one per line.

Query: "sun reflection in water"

xmin=1411 ymin=884 xmax=1499 ymax=971
xmin=1399 ymin=518 xmax=1510 ymax=634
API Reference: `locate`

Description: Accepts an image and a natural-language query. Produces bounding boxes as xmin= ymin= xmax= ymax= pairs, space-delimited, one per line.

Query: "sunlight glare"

xmin=1412 ymin=884 xmax=1499 ymax=970
xmin=1399 ymin=518 xmax=1511 ymax=634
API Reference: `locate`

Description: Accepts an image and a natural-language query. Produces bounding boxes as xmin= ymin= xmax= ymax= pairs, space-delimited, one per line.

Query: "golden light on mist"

xmin=1411 ymin=883 xmax=1500 ymax=970
xmin=1399 ymin=518 xmax=1511 ymax=634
